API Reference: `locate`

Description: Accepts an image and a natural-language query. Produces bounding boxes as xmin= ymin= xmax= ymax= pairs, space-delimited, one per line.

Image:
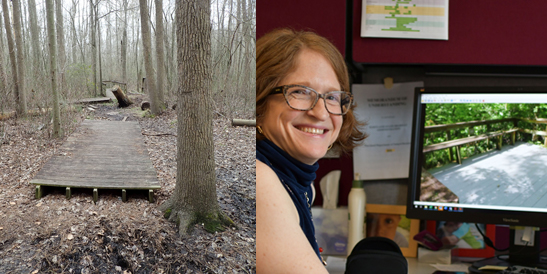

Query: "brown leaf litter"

xmin=0 ymin=102 xmax=256 ymax=273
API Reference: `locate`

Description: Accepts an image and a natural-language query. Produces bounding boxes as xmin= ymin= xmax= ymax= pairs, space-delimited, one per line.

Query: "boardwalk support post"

xmin=149 ymin=190 xmax=154 ymax=203
xmin=497 ymin=136 xmax=502 ymax=150
xmin=93 ymin=189 xmax=98 ymax=203
xmin=66 ymin=187 xmax=71 ymax=200
xmin=35 ymin=185 xmax=42 ymax=199
xmin=456 ymin=146 xmax=462 ymax=165
xmin=122 ymin=189 xmax=127 ymax=202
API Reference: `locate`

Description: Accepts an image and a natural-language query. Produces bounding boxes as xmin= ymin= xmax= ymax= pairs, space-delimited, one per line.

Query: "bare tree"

xmin=155 ymin=0 xmax=165 ymax=104
xmin=97 ymin=6 xmax=103 ymax=95
xmin=90 ymin=0 xmax=97 ymax=96
xmin=12 ymin=0 xmax=27 ymax=116
xmin=138 ymin=0 xmax=162 ymax=114
xmin=45 ymin=0 xmax=61 ymax=137
xmin=2 ymin=0 xmax=21 ymax=115
xmin=55 ymin=0 xmax=66 ymax=94
xmin=27 ymin=0 xmax=42 ymax=77
xmin=0 ymin=9 xmax=5 ymax=99
xmin=159 ymin=0 xmax=233 ymax=234
xmin=121 ymin=0 xmax=128 ymax=83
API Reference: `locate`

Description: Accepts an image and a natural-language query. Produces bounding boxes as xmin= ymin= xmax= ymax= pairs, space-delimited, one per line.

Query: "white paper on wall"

xmin=352 ymin=82 xmax=421 ymax=180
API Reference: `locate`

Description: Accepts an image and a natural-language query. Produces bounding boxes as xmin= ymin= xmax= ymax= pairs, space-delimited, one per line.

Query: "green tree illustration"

xmin=383 ymin=0 xmax=419 ymax=32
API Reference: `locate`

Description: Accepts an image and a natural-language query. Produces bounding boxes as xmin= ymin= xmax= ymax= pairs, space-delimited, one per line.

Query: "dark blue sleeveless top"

xmin=256 ymin=139 xmax=321 ymax=260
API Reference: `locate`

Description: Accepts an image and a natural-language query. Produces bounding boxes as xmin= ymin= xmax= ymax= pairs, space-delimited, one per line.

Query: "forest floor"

xmin=0 ymin=95 xmax=256 ymax=273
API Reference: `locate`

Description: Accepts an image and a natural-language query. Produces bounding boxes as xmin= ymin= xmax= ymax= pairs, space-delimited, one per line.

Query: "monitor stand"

xmin=468 ymin=227 xmax=547 ymax=273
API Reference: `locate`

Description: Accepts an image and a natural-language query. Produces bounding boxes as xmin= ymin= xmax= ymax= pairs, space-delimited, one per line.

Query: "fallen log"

xmin=232 ymin=119 xmax=256 ymax=127
xmin=0 ymin=107 xmax=77 ymax=121
xmin=73 ymin=97 xmax=112 ymax=104
xmin=0 ymin=111 xmax=15 ymax=121
xmin=141 ymin=101 xmax=150 ymax=110
xmin=0 ymin=108 xmax=51 ymax=121
xmin=112 ymin=85 xmax=133 ymax=108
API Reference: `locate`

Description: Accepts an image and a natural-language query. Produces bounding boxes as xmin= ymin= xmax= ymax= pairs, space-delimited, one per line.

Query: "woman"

xmin=256 ymin=29 xmax=366 ymax=273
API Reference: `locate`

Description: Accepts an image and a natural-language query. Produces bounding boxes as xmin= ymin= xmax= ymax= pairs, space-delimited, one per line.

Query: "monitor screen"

xmin=407 ymin=87 xmax=547 ymax=227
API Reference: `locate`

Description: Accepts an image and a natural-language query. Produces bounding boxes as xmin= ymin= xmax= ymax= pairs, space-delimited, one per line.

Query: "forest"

xmin=0 ymin=0 xmax=255 ymax=121
xmin=423 ymin=103 xmax=547 ymax=169
xmin=0 ymin=0 xmax=256 ymax=273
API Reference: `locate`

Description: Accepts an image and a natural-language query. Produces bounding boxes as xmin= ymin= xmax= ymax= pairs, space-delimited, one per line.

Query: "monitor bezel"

xmin=406 ymin=86 xmax=547 ymax=227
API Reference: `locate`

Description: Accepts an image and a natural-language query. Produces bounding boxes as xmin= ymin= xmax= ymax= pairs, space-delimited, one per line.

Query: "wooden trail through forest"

xmin=30 ymin=119 xmax=160 ymax=202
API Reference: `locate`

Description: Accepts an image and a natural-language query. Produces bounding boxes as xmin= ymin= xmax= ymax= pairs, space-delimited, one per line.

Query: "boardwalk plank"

xmin=427 ymin=142 xmax=547 ymax=209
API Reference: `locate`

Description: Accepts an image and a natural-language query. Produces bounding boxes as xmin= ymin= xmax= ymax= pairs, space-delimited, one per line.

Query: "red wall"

xmin=259 ymin=0 xmax=547 ymax=66
xmin=256 ymin=0 xmax=347 ymax=55
xmin=352 ymin=0 xmax=547 ymax=65
xmin=313 ymin=153 xmax=354 ymax=206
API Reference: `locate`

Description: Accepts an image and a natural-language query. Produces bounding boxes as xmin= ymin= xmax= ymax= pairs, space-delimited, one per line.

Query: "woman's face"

xmin=260 ymin=49 xmax=343 ymax=165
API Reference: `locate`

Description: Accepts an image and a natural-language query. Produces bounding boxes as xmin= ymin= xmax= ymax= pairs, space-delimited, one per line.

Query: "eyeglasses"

xmin=270 ymin=85 xmax=353 ymax=115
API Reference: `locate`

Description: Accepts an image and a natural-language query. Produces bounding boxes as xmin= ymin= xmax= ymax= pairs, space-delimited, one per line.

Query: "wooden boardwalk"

xmin=30 ymin=120 xmax=160 ymax=202
xmin=428 ymin=142 xmax=547 ymax=208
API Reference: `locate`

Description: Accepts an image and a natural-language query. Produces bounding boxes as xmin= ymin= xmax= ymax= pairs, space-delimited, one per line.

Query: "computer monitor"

xmin=406 ymin=86 xmax=547 ymax=270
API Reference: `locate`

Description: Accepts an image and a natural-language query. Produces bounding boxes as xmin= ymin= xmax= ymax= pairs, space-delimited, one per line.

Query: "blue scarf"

xmin=256 ymin=139 xmax=321 ymax=260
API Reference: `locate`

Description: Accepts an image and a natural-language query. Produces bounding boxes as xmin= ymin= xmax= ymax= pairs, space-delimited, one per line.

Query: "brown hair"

xmin=256 ymin=28 xmax=366 ymax=153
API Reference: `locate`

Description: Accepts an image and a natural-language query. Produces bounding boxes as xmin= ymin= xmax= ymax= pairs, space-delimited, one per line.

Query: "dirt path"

xmin=0 ymin=99 xmax=256 ymax=273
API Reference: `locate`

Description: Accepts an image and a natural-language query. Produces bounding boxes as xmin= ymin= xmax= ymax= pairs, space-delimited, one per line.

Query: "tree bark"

xmin=69 ymin=1 xmax=77 ymax=63
xmin=155 ymin=0 xmax=166 ymax=104
xmin=138 ymin=0 xmax=162 ymax=115
xmin=55 ymin=0 xmax=66 ymax=95
xmin=121 ymin=0 xmax=128 ymax=84
xmin=12 ymin=0 xmax=27 ymax=116
xmin=2 ymin=0 xmax=21 ymax=115
xmin=159 ymin=0 xmax=232 ymax=234
xmin=97 ymin=12 xmax=103 ymax=96
xmin=28 ymin=0 xmax=41 ymax=76
xmin=45 ymin=0 xmax=61 ymax=137
xmin=90 ymin=0 xmax=97 ymax=96
xmin=0 ymin=9 xmax=5 ymax=96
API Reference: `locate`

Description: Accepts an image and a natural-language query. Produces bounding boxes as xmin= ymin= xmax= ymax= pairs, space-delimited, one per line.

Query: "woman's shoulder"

xmin=256 ymin=159 xmax=275 ymax=178
xmin=256 ymin=160 xmax=288 ymax=201
xmin=255 ymin=161 xmax=326 ymax=273
xmin=256 ymin=159 xmax=298 ymax=218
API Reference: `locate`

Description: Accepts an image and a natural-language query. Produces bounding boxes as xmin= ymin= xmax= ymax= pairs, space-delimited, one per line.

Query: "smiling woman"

xmin=255 ymin=29 xmax=367 ymax=273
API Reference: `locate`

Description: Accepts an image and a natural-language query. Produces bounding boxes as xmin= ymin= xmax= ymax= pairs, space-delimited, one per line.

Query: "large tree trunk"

xmin=138 ymin=0 xmax=162 ymax=115
xmin=12 ymin=0 xmax=27 ymax=116
xmin=155 ymin=0 xmax=166 ymax=104
xmin=159 ymin=0 xmax=232 ymax=235
xmin=45 ymin=0 xmax=61 ymax=137
xmin=2 ymin=0 xmax=21 ymax=115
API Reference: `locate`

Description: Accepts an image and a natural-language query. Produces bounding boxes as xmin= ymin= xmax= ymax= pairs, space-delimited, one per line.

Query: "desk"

xmin=325 ymin=256 xmax=458 ymax=274
xmin=407 ymin=258 xmax=440 ymax=273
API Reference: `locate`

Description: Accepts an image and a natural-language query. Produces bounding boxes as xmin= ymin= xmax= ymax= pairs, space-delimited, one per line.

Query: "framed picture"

xmin=365 ymin=204 xmax=419 ymax=257
xmin=426 ymin=221 xmax=496 ymax=258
